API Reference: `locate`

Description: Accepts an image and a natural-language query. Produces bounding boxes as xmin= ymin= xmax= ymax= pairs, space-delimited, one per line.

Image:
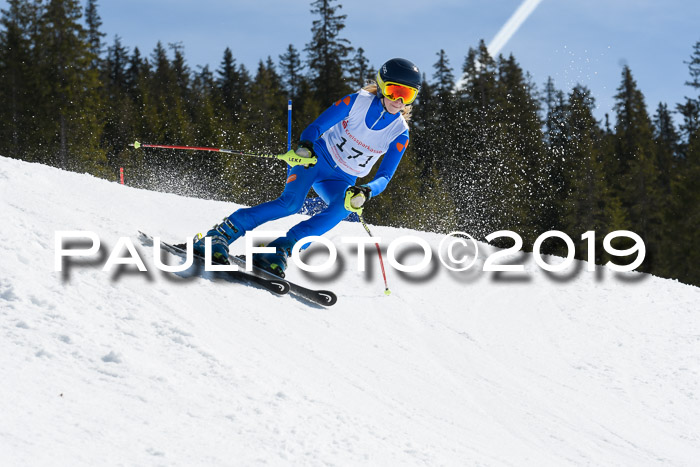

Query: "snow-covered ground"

xmin=1 ymin=155 xmax=699 ymax=466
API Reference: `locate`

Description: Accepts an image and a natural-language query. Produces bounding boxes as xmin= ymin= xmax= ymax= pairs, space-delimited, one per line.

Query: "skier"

xmin=192 ymin=58 xmax=422 ymax=277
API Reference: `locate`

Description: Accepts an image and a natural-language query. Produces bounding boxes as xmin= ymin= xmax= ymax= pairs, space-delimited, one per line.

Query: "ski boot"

xmin=253 ymin=236 xmax=296 ymax=278
xmin=191 ymin=218 xmax=243 ymax=264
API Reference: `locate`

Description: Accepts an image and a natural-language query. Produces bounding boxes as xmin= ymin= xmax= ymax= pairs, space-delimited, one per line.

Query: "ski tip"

xmin=317 ymin=291 xmax=337 ymax=307
xmin=271 ymin=280 xmax=291 ymax=295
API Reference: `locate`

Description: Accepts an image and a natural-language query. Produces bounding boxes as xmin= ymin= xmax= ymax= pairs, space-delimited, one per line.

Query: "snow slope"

xmin=1 ymin=155 xmax=699 ymax=466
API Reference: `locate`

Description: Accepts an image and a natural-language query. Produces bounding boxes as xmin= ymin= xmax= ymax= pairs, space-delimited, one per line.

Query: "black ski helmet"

xmin=377 ymin=58 xmax=421 ymax=93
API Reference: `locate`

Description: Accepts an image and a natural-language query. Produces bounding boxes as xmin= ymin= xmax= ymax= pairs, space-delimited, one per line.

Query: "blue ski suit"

xmin=226 ymin=90 xmax=410 ymax=243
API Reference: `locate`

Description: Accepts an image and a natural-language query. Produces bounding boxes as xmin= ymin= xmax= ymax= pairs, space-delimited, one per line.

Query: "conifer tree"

xmin=427 ymin=49 xmax=458 ymax=171
xmin=652 ymin=102 xmax=679 ymax=197
xmin=458 ymin=41 xmax=499 ymax=122
xmin=542 ymin=78 xmax=568 ymax=201
xmin=432 ymin=49 xmax=455 ymax=96
xmin=278 ymin=43 xmax=303 ymax=100
xmin=37 ymin=0 xmax=106 ymax=172
xmin=664 ymin=42 xmax=700 ymax=286
xmin=219 ymin=58 xmax=286 ymax=206
xmin=124 ymin=46 xmax=153 ymax=149
xmin=148 ymin=42 xmax=174 ymax=139
xmin=559 ymin=86 xmax=610 ymax=259
xmin=279 ymin=43 xmax=316 ymax=139
xmin=348 ymin=46 xmax=371 ymax=89
xmin=187 ymin=64 xmax=229 ymax=200
xmin=217 ymin=47 xmax=248 ymax=124
xmin=411 ymin=72 xmax=438 ymax=174
xmin=305 ymin=0 xmax=353 ymax=104
xmin=126 ymin=46 xmax=149 ymax=96
xmin=667 ymin=125 xmax=700 ymax=285
xmin=676 ymin=41 xmax=700 ymax=158
xmin=101 ymin=35 xmax=136 ymax=165
xmin=0 ymin=0 xmax=35 ymax=158
xmin=245 ymin=58 xmax=286 ymax=149
xmin=493 ymin=55 xmax=548 ymax=244
xmin=425 ymin=50 xmax=465 ymax=215
xmin=684 ymin=41 xmax=700 ymax=91
xmin=190 ymin=65 xmax=218 ymax=144
xmin=543 ymin=77 xmax=567 ymax=148
xmin=149 ymin=42 xmax=192 ymax=144
xmin=649 ymin=102 xmax=679 ymax=276
xmin=84 ymin=0 xmax=104 ymax=69
xmin=105 ymin=35 xmax=129 ymax=91
xmin=612 ymin=65 xmax=663 ymax=271
xmin=170 ymin=42 xmax=191 ymax=99
xmin=452 ymin=41 xmax=501 ymax=238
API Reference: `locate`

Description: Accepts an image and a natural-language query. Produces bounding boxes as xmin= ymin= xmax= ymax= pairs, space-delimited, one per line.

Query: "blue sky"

xmin=3 ymin=0 xmax=699 ymax=123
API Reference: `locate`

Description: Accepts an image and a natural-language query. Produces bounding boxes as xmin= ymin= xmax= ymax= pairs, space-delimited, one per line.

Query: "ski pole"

xmin=128 ymin=141 xmax=317 ymax=167
xmin=358 ymin=214 xmax=391 ymax=296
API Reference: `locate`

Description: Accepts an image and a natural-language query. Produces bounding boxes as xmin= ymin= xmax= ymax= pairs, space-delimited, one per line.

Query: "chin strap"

xmin=379 ymin=95 xmax=388 ymax=112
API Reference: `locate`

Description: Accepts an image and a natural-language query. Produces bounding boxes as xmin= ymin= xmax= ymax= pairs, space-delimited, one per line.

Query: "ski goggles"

xmin=376 ymin=75 xmax=419 ymax=104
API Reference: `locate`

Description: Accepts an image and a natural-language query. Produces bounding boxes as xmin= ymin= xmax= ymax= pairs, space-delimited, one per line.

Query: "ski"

xmin=229 ymin=254 xmax=338 ymax=307
xmin=138 ymin=232 xmax=290 ymax=296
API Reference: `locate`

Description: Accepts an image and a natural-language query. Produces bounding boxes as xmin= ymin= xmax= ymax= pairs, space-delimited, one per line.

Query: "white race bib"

xmin=321 ymin=90 xmax=408 ymax=177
